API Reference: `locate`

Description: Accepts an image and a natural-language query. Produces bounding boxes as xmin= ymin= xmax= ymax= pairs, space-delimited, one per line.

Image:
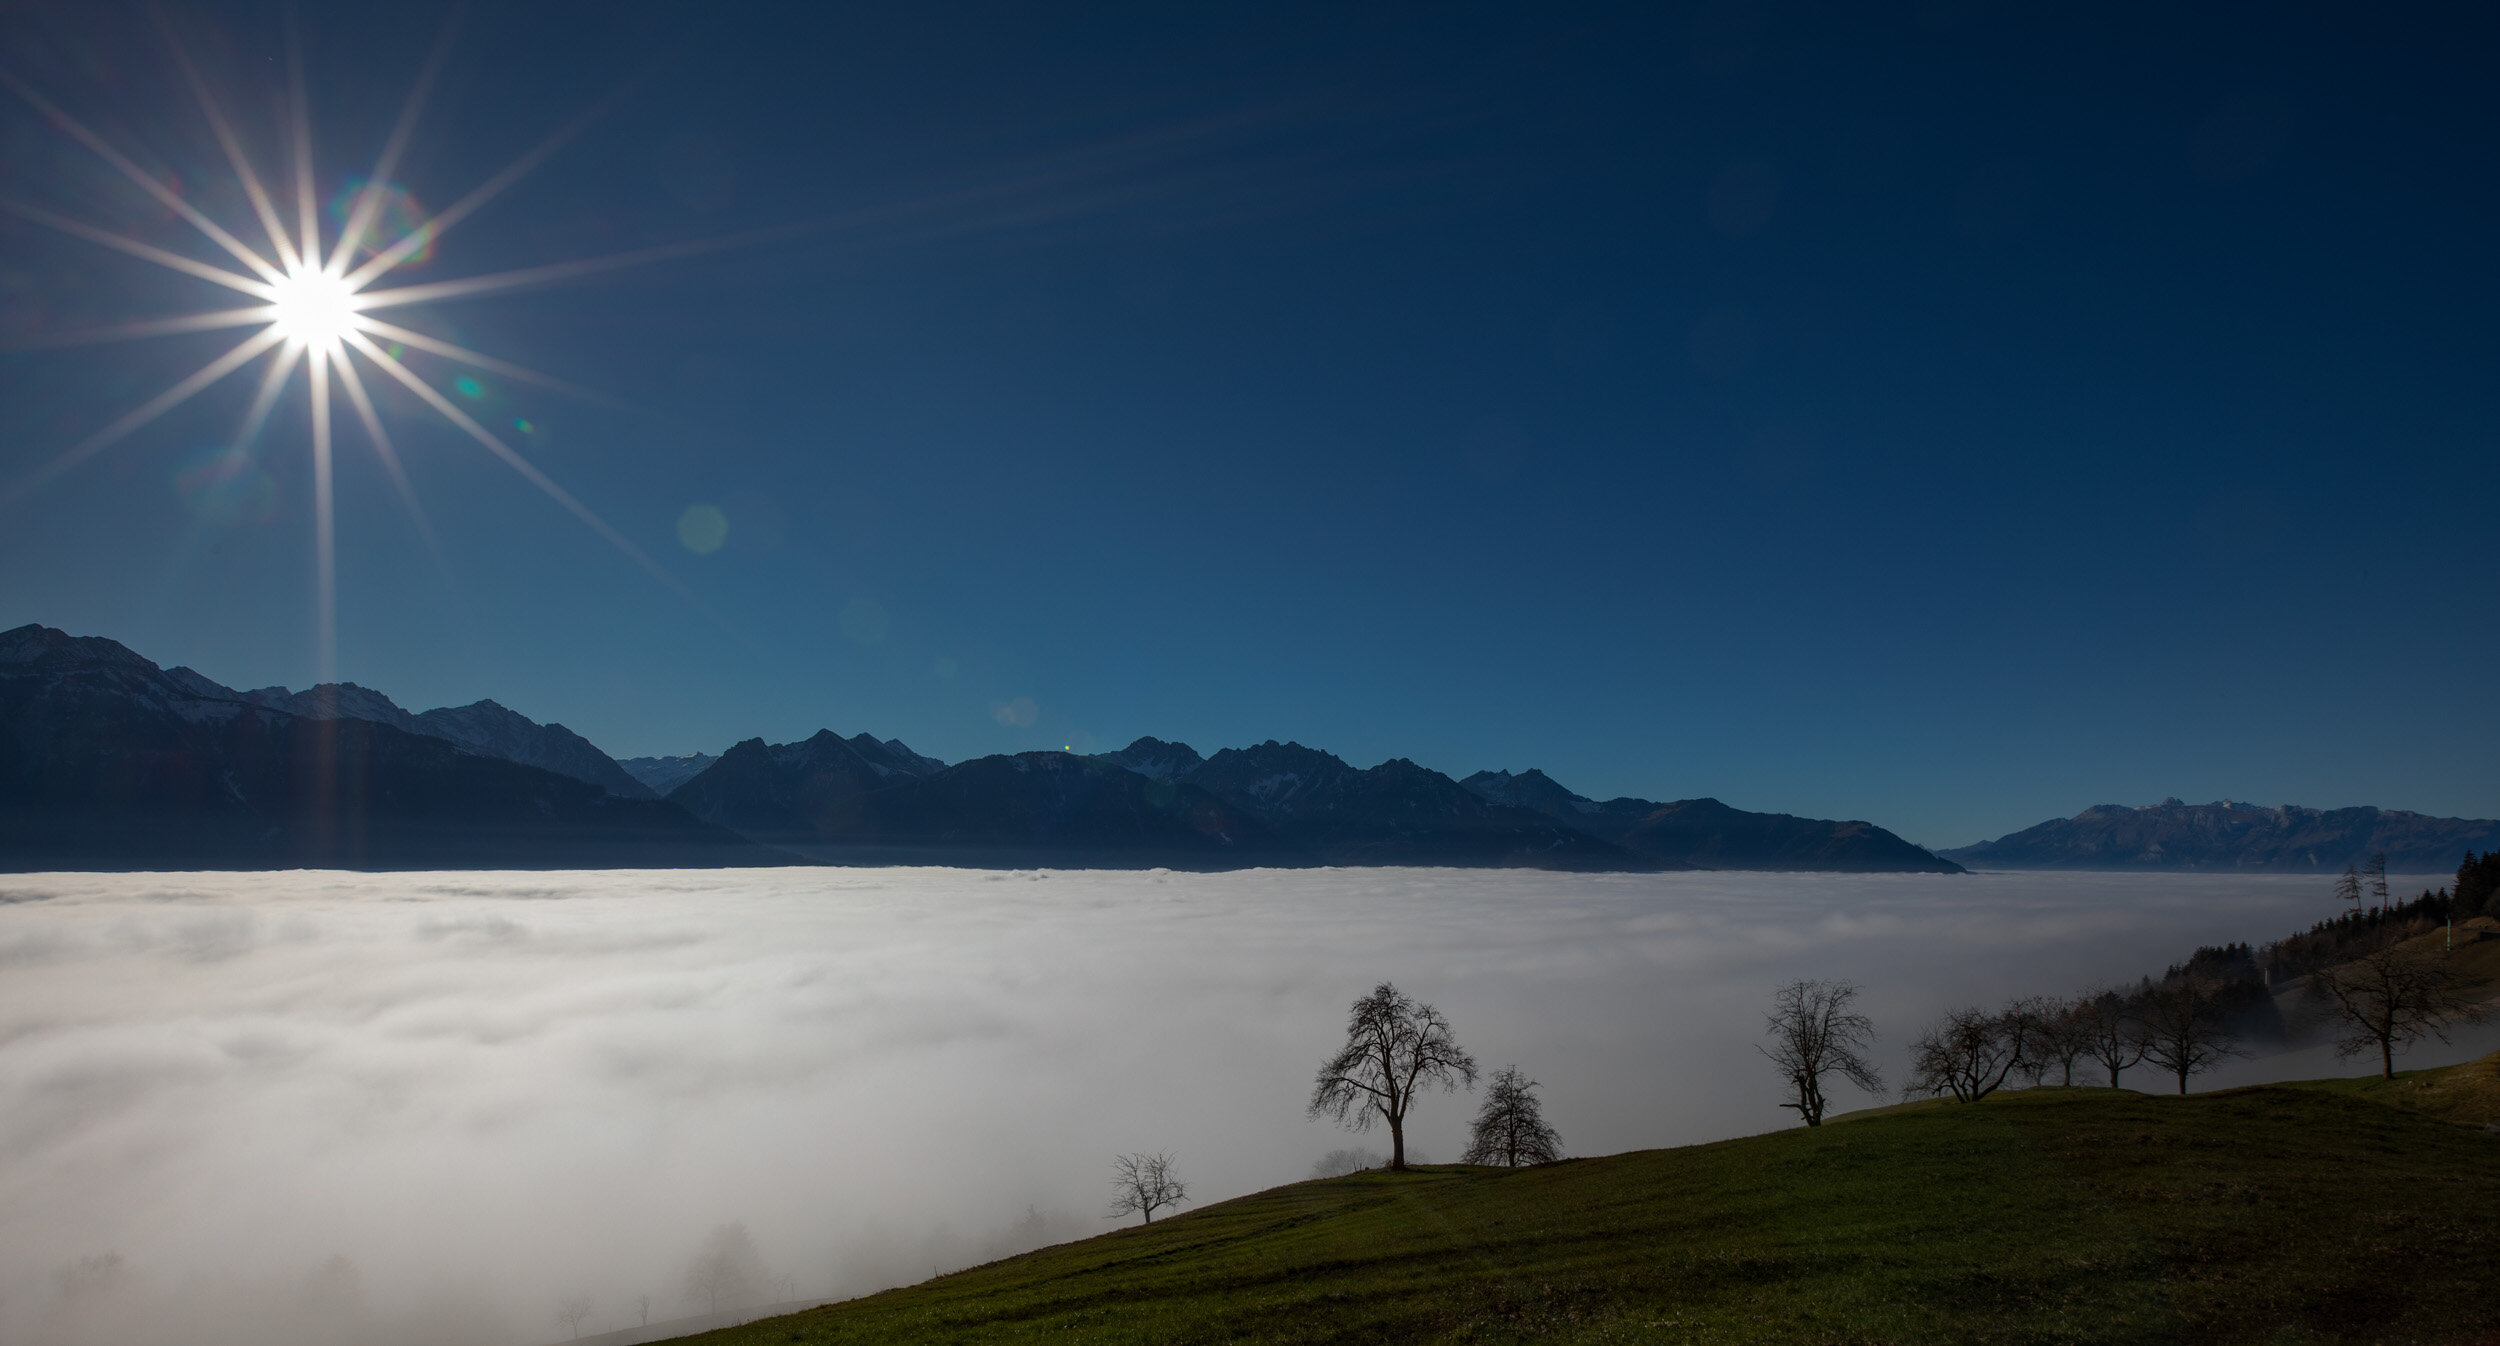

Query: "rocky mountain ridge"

xmin=1943 ymin=798 xmax=2500 ymax=872
xmin=0 ymin=625 xmax=776 ymax=869
xmin=1 ymin=623 xmax=2026 ymax=874
xmin=1460 ymin=767 xmax=1962 ymax=873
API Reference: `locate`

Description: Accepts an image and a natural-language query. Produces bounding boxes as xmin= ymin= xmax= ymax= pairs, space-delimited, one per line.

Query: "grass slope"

xmin=684 ymin=1070 xmax=2500 ymax=1345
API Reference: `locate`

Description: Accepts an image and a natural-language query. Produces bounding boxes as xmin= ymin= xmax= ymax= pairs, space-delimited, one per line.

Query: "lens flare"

xmin=0 ymin=14 xmax=723 ymax=678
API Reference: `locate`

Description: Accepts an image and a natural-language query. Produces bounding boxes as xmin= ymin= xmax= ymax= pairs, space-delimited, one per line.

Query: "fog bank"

xmin=0 ymin=866 xmax=2475 ymax=1345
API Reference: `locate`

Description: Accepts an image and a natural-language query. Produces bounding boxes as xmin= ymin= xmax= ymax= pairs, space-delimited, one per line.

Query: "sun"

xmin=0 ymin=14 xmax=728 ymax=677
xmin=267 ymin=266 xmax=362 ymax=350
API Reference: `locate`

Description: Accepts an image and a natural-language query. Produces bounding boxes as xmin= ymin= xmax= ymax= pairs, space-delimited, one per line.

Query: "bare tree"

xmin=683 ymin=1222 xmax=765 ymax=1317
xmin=2136 ymin=977 xmax=2247 ymax=1094
xmin=2307 ymin=944 xmax=2493 ymax=1078
xmin=635 ymin=1292 xmax=650 ymax=1327
xmin=1462 ymin=1066 xmax=1563 ymax=1166
xmin=2334 ymin=864 xmax=2363 ymax=917
xmin=1759 ymin=978 xmax=1883 ymax=1125
xmin=2076 ymin=989 xmax=2150 ymax=1087
xmin=1309 ymin=982 xmax=1479 ymax=1170
xmin=1309 ymin=1147 xmax=1386 ymax=1179
xmin=1903 ymin=1002 xmax=2038 ymax=1102
xmin=2023 ymin=996 xmax=2096 ymax=1086
xmin=556 ymin=1296 xmax=594 ymax=1341
xmin=2366 ymin=851 xmax=2390 ymax=913
xmin=1106 ymin=1151 xmax=1190 ymax=1225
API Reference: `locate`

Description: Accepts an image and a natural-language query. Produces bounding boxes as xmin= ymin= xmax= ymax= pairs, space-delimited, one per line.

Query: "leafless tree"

xmin=1760 ymin=978 xmax=1884 ymax=1125
xmin=556 ymin=1296 xmax=594 ymax=1340
xmin=2136 ymin=977 xmax=2247 ymax=1094
xmin=1903 ymin=1002 xmax=2038 ymax=1102
xmin=683 ymin=1222 xmax=765 ymax=1316
xmin=1462 ymin=1065 xmax=1563 ymax=1165
xmin=2366 ymin=851 xmax=2390 ymax=913
xmin=2022 ymin=996 xmax=2096 ymax=1086
xmin=1107 ymin=1151 xmax=1190 ymax=1225
xmin=1309 ymin=1147 xmax=1386 ymax=1179
xmin=2306 ymin=943 xmax=2493 ymax=1078
xmin=635 ymin=1292 xmax=650 ymax=1326
xmin=1309 ymin=981 xmax=1479 ymax=1170
xmin=2076 ymin=989 xmax=2150 ymax=1087
xmin=2334 ymin=864 xmax=2362 ymax=917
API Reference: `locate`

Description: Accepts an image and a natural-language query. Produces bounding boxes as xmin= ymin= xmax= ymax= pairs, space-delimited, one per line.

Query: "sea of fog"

xmin=4 ymin=865 xmax=2492 ymax=1346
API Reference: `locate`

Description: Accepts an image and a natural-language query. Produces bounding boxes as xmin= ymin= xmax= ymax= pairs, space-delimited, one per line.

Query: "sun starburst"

xmin=0 ymin=13 xmax=710 ymax=677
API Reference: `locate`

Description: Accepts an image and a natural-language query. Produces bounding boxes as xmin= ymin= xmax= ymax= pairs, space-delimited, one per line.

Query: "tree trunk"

xmin=2175 ymin=1064 xmax=2187 ymax=1095
xmin=1389 ymin=1115 xmax=1406 ymax=1170
xmin=2381 ymin=1038 xmax=2394 ymax=1079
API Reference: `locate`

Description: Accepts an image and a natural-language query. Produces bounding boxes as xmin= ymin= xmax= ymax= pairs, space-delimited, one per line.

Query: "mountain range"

xmin=0 ymin=622 xmax=2006 ymax=874
xmin=1460 ymin=768 xmax=1960 ymax=872
xmin=0 ymin=625 xmax=778 ymax=869
xmin=1943 ymin=799 xmax=2500 ymax=873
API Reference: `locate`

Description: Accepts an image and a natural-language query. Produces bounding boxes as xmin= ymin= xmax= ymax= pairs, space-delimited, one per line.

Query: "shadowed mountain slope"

xmin=1462 ymin=767 xmax=1960 ymax=873
xmin=1943 ymin=798 xmax=2500 ymax=872
xmin=1183 ymin=741 xmax=1645 ymax=869
xmin=225 ymin=678 xmax=655 ymax=799
xmin=668 ymin=741 xmax=1266 ymax=865
xmin=0 ymin=625 xmax=781 ymax=870
xmin=671 ymin=1069 xmax=2500 ymax=1346
xmin=619 ymin=753 xmax=718 ymax=795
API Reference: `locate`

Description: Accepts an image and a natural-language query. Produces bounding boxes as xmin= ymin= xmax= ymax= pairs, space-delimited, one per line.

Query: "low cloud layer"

xmin=0 ymin=867 xmax=2482 ymax=1345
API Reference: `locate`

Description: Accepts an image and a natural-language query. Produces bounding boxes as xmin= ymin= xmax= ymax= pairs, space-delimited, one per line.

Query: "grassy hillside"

xmin=680 ymin=1066 xmax=2500 ymax=1345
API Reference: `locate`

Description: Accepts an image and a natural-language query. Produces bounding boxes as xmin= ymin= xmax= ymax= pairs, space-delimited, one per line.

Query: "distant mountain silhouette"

xmin=1093 ymin=736 xmax=1204 ymax=782
xmin=668 ymin=736 xmax=1265 ymax=866
xmin=0 ymin=625 xmax=783 ymax=870
xmin=619 ymin=753 xmax=717 ymax=795
xmin=1460 ymin=768 xmax=1962 ymax=873
xmin=221 ymin=677 xmax=654 ymax=799
xmin=1942 ymin=799 xmax=2500 ymax=872
xmin=1181 ymin=741 xmax=1636 ymax=868
xmin=669 ymin=730 xmax=949 ymax=840
xmin=6 ymin=624 xmax=1977 ymax=875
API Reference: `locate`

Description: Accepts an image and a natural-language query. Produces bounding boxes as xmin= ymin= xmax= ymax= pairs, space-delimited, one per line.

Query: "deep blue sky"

xmin=3 ymin=1 xmax=2493 ymax=847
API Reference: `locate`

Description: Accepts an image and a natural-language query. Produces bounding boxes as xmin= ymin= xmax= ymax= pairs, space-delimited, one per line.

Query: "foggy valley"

xmin=5 ymin=866 xmax=2483 ymax=1346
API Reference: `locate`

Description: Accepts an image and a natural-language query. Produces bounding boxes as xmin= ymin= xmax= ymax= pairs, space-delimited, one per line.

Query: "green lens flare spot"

xmin=676 ymin=503 xmax=729 ymax=555
xmin=514 ymin=419 xmax=535 ymax=434
xmin=455 ymin=376 xmax=484 ymax=400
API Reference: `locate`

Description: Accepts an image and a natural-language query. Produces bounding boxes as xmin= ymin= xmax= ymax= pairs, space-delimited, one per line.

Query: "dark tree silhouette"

xmin=2334 ymin=864 xmax=2363 ymax=917
xmin=1462 ymin=1066 xmax=1563 ymax=1166
xmin=1759 ymin=979 xmax=1883 ymax=1125
xmin=556 ymin=1296 xmax=594 ymax=1341
xmin=2077 ymin=989 xmax=2150 ymax=1087
xmin=2307 ymin=944 xmax=2492 ymax=1078
xmin=2022 ymin=995 xmax=2096 ymax=1086
xmin=2366 ymin=851 xmax=2391 ymax=913
xmin=2136 ymin=977 xmax=2247 ymax=1094
xmin=1903 ymin=1002 xmax=2039 ymax=1103
xmin=1106 ymin=1151 xmax=1190 ymax=1225
xmin=1309 ymin=982 xmax=1478 ymax=1170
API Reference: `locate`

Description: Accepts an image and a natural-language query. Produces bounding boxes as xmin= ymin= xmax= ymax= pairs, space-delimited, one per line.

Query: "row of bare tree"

xmin=1765 ymin=920 xmax=2491 ymax=1125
